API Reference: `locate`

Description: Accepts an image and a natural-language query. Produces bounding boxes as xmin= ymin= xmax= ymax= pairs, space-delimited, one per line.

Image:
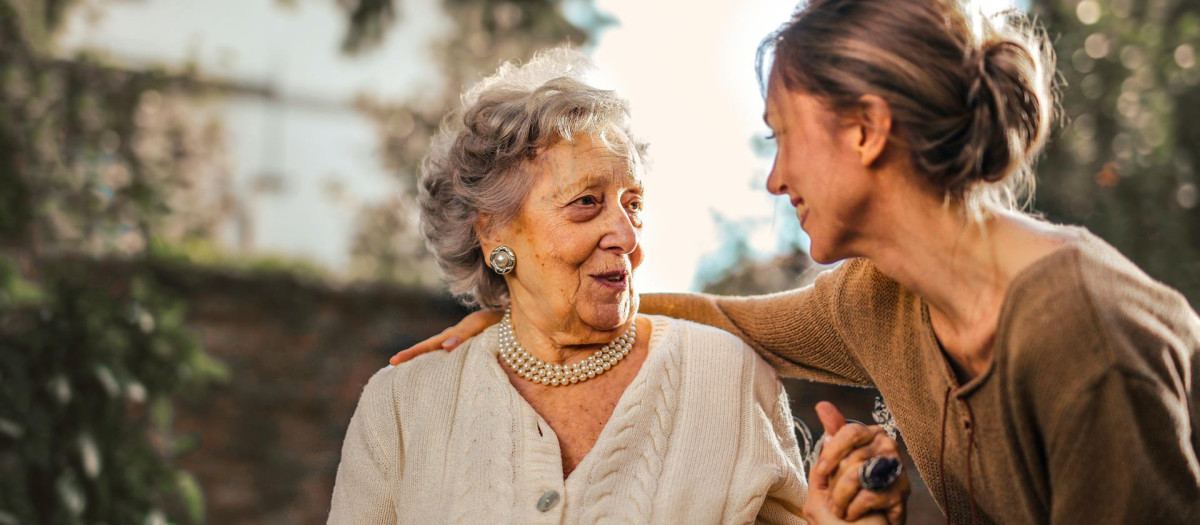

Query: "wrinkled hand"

xmin=388 ymin=308 xmax=503 ymax=366
xmin=804 ymin=484 xmax=889 ymax=525
xmin=806 ymin=401 xmax=909 ymax=525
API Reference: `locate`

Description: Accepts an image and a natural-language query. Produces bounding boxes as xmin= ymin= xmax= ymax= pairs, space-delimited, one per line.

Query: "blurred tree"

xmin=1031 ymin=0 xmax=1200 ymax=306
xmin=695 ymin=212 xmax=817 ymax=296
xmin=700 ymin=247 xmax=816 ymax=296
xmin=341 ymin=0 xmax=608 ymax=285
xmin=1 ymin=0 xmax=229 ymax=522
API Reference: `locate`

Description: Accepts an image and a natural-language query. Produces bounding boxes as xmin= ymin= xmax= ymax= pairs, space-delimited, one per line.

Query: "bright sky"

xmin=589 ymin=0 xmax=809 ymax=292
xmin=59 ymin=0 xmax=1018 ymax=293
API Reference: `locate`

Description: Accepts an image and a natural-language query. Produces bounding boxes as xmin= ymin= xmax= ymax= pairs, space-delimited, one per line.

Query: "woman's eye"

xmin=574 ymin=195 xmax=599 ymax=206
xmin=627 ymin=199 xmax=642 ymax=212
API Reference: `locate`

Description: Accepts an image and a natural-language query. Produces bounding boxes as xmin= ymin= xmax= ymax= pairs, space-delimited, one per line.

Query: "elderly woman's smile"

xmin=486 ymin=131 xmax=645 ymax=342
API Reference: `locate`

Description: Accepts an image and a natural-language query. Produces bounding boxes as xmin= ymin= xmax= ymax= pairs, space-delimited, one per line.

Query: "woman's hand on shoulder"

xmin=388 ymin=308 xmax=504 ymax=365
xmin=804 ymin=401 xmax=909 ymax=525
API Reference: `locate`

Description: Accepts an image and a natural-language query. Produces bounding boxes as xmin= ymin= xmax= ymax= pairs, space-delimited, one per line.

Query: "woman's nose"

xmin=600 ymin=207 xmax=639 ymax=254
xmin=766 ymin=161 xmax=787 ymax=196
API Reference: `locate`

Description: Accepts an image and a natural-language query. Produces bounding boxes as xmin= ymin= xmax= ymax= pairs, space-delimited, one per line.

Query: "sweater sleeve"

xmin=756 ymin=381 xmax=808 ymax=525
xmin=640 ymin=262 xmax=871 ymax=385
xmin=328 ymin=367 xmax=400 ymax=525
xmin=1043 ymin=369 xmax=1200 ymax=524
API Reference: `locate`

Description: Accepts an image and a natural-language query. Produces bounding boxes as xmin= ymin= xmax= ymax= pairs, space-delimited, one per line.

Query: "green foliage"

xmin=0 ymin=256 xmax=227 ymax=524
xmin=148 ymin=236 xmax=335 ymax=283
xmin=1031 ymin=0 xmax=1200 ymax=306
xmin=1 ymin=0 xmax=228 ymax=522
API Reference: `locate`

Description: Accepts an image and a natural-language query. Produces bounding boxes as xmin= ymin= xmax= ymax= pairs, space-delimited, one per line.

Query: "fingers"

xmin=840 ymin=471 xmax=908 ymax=521
xmin=827 ymin=429 xmax=889 ymax=512
xmin=810 ymin=400 xmax=853 ymax=491
xmin=827 ymin=432 xmax=906 ymax=521
xmin=387 ymin=309 xmax=504 ymax=366
xmin=816 ymin=400 xmax=847 ymax=436
xmin=462 ymin=308 xmax=504 ymax=336
xmin=886 ymin=478 xmax=910 ymax=525
xmin=812 ymin=420 xmax=879 ymax=482
xmin=801 ymin=482 xmax=837 ymax=524
xmin=389 ymin=330 xmax=453 ymax=365
xmin=803 ymin=498 xmax=839 ymax=524
xmin=846 ymin=475 xmax=910 ymax=524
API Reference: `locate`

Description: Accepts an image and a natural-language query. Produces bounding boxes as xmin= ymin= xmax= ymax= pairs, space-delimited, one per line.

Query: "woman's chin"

xmin=807 ymin=236 xmax=843 ymax=265
xmin=576 ymin=295 xmax=637 ymax=333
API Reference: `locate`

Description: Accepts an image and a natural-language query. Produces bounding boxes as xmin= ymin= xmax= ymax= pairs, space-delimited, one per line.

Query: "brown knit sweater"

xmin=642 ymin=229 xmax=1200 ymax=524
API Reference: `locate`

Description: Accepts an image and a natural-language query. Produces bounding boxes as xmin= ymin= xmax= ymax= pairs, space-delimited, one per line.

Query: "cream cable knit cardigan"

xmin=328 ymin=315 xmax=807 ymax=524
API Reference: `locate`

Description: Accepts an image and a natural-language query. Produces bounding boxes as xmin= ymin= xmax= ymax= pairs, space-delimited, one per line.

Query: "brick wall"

xmin=155 ymin=266 xmax=467 ymax=524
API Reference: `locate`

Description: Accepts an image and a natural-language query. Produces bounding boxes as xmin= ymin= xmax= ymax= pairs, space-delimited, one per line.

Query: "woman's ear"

xmin=475 ymin=215 xmax=498 ymax=256
xmin=854 ymin=94 xmax=892 ymax=167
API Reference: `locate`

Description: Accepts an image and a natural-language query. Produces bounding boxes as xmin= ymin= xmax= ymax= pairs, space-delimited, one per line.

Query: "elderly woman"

xmin=392 ymin=1 xmax=1200 ymax=524
xmin=328 ymin=50 xmax=892 ymax=524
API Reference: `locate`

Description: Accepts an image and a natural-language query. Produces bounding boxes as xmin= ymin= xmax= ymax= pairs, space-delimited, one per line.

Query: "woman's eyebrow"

xmin=554 ymin=175 xmax=602 ymax=198
xmin=554 ymin=171 xmax=642 ymax=198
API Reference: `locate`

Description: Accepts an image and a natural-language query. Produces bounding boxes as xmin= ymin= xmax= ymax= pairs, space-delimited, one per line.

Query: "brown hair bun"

xmin=760 ymin=0 xmax=1057 ymax=218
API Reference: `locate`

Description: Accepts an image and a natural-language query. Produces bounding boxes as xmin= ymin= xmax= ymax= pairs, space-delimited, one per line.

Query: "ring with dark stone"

xmin=859 ymin=456 xmax=902 ymax=493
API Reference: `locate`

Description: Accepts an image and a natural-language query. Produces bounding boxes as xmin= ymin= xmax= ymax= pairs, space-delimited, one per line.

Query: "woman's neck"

xmin=507 ymin=306 xmax=630 ymax=365
xmin=858 ymin=198 xmax=1069 ymax=379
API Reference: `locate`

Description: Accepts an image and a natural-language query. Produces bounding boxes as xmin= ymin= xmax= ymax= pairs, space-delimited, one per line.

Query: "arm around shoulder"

xmin=640 ymin=262 xmax=871 ymax=385
xmin=328 ymin=366 xmax=401 ymax=525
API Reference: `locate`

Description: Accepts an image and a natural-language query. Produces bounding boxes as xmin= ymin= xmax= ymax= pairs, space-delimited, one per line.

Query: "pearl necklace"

xmin=498 ymin=310 xmax=636 ymax=387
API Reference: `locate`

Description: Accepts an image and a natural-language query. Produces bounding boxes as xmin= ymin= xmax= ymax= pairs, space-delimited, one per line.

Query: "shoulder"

xmin=836 ymin=257 xmax=902 ymax=296
xmin=828 ymin=258 xmax=923 ymax=346
xmin=651 ymin=315 xmax=783 ymax=400
xmin=1068 ymin=233 xmax=1199 ymax=337
xmin=1001 ymin=228 xmax=1200 ymax=387
xmin=656 ymin=314 xmax=760 ymax=364
xmin=361 ymin=328 xmax=496 ymax=409
xmin=658 ymin=314 xmax=749 ymax=349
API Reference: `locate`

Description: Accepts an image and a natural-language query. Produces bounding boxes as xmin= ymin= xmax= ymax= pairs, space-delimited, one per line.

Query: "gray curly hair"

xmin=418 ymin=48 xmax=647 ymax=308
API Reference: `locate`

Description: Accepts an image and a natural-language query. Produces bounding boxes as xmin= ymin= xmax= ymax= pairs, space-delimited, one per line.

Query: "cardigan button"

xmin=536 ymin=490 xmax=560 ymax=512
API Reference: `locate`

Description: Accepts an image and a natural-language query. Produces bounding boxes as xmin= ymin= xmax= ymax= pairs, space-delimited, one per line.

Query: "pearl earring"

xmin=489 ymin=246 xmax=516 ymax=275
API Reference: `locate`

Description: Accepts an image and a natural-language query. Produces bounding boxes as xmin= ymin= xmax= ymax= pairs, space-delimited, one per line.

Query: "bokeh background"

xmin=2 ymin=0 xmax=1198 ymax=523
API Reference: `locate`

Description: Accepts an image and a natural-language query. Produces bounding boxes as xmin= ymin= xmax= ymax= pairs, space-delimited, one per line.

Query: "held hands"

xmin=388 ymin=309 xmax=503 ymax=366
xmin=805 ymin=402 xmax=910 ymax=525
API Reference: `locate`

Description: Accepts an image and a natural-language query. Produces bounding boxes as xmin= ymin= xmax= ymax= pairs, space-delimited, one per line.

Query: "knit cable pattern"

xmin=450 ymin=343 xmax=517 ymax=522
xmin=579 ymin=318 xmax=683 ymax=524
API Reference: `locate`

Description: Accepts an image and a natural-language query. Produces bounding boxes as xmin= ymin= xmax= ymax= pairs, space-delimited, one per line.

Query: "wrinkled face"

xmin=488 ymin=131 xmax=644 ymax=339
xmin=764 ymin=74 xmax=874 ymax=264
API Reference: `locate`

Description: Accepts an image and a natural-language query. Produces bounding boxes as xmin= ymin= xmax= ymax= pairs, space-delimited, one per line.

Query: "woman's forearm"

xmin=640 ymin=266 xmax=870 ymax=386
